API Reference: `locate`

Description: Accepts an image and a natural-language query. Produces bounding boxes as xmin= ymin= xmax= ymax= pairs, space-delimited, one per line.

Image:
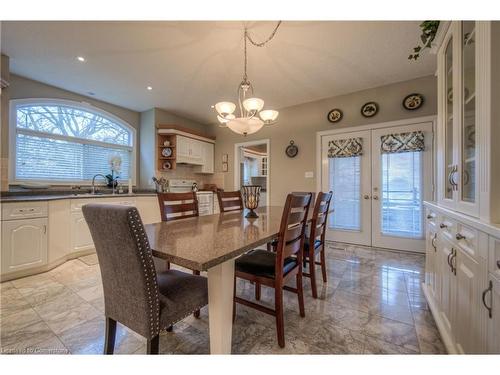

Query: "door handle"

xmin=482 ymin=280 xmax=493 ymax=319
xmin=451 ymin=248 xmax=457 ymax=275
xmin=431 ymin=233 xmax=437 ymax=252
xmin=363 ymin=195 xmax=370 ymax=200
xmin=447 ymin=250 xmax=453 ymax=267
xmin=372 ymin=195 xmax=379 ymax=200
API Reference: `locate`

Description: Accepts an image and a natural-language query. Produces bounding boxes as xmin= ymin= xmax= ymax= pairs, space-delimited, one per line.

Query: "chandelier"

xmin=214 ymin=22 xmax=281 ymax=136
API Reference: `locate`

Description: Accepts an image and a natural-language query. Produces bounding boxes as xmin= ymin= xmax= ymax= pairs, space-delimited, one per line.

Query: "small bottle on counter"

xmin=128 ymin=178 xmax=133 ymax=195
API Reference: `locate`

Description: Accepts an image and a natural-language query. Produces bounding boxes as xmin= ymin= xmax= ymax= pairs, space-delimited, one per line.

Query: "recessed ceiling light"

xmin=77 ymin=56 xmax=86 ymax=62
xmin=147 ymin=86 xmax=153 ymax=91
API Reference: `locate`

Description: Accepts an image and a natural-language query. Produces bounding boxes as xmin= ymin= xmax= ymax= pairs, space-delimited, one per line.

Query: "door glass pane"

xmin=381 ymin=151 xmax=422 ymax=238
xmin=445 ymin=37 xmax=454 ymax=199
xmin=462 ymin=21 xmax=476 ymax=203
xmin=329 ymin=156 xmax=361 ymax=231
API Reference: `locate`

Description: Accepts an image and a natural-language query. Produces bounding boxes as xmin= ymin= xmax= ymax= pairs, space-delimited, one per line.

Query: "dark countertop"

xmin=1 ymin=188 xmax=158 ymax=203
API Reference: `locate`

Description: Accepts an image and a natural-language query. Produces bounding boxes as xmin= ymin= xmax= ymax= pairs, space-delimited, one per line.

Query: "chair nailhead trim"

xmin=128 ymin=208 xmax=161 ymax=336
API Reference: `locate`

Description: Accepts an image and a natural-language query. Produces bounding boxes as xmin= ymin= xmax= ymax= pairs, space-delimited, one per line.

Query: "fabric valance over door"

xmin=380 ymin=131 xmax=425 ymax=154
xmin=327 ymin=137 xmax=363 ymax=158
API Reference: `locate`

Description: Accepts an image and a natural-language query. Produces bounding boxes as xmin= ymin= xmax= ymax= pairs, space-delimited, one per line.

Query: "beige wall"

xmin=212 ymin=75 xmax=437 ymax=205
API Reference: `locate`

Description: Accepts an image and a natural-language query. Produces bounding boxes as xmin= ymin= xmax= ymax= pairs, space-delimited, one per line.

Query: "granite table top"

xmin=145 ymin=206 xmax=316 ymax=271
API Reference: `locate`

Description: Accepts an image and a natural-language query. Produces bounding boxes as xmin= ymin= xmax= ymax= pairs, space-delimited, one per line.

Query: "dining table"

xmin=144 ymin=205 xmax=316 ymax=354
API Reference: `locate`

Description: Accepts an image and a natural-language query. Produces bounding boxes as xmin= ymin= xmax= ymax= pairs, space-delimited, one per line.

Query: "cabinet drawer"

xmin=438 ymin=215 xmax=457 ymax=240
xmin=1 ymin=201 xmax=48 ymax=220
xmin=489 ymin=237 xmax=500 ymax=278
xmin=455 ymin=223 xmax=479 ymax=259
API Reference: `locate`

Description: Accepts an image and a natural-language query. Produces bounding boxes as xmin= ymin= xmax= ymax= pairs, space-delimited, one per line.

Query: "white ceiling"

xmin=1 ymin=21 xmax=436 ymax=124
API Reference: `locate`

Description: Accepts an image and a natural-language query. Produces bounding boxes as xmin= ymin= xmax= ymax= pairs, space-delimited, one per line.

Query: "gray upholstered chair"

xmin=82 ymin=204 xmax=208 ymax=354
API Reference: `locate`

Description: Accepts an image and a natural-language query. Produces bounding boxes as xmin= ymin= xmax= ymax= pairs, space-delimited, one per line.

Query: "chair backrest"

xmin=309 ymin=191 xmax=333 ymax=244
xmin=275 ymin=193 xmax=312 ymax=277
xmin=157 ymin=192 xmax=199 ymax=222
xmin=217 ymin=190 xmax=244 ymax=212
xmin=82 ymin=204 xmax=160 ymax=339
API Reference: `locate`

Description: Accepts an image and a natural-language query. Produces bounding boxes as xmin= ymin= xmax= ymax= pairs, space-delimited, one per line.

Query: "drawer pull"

xmin=440 ymin=223 xmax=448 ymax=229
xmin=455 ymin=233 xmax=466 ymax=240
xmin=482 ymin=281 xmax=493 ymax=319
xmin=427 ymin=214 xmax=434 ymax=219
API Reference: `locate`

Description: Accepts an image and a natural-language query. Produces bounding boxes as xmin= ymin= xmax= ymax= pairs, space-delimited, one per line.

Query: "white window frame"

xmin=9 ymin=98 xmax=137 ymax=185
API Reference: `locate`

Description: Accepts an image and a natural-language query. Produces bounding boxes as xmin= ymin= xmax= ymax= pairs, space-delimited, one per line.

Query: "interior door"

xmin=371 ymin=122 xmax=433 ymax=252
xmin=321 ymin=130 xmax=371 ymax=245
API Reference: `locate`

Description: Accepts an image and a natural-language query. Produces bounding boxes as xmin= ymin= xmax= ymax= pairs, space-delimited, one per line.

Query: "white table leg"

xmin=207 ymin=259 xmax=235 ymax=354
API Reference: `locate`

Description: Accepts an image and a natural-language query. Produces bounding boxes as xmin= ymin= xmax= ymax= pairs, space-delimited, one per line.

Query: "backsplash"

xmin=156 ymin=163 xmax=224 ymax=189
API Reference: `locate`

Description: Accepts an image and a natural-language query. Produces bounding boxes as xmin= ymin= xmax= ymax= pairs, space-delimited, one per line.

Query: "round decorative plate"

xmin=403 ymin=93 xmax=424 ymax=110
xmin=286 ymin=140 xmax=298 ymax=158
xmin=361 ymin=102 xmax=378 ymax=117
xmin=161 ymin=147 xmax=173 ymax=157
xmin=327 ymin=108 xmax=343 ymax=123
xmin=162 ymin=161 xmax=172 ymax=170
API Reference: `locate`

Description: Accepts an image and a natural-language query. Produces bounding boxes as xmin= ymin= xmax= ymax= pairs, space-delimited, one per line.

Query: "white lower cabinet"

xmin=424 ymin=205 xmax=497 ymax=353
xmin=487 ymin=275 xmax=500 ymax=353
xmin=1 ymin=196 xmax=160 ymax=280
xmin=1 ymin=217 xmax=48 ymax=274
xmin=70 ymin=212 xmax=94 ymax=253
xmin=454 ymin=248 xmax=485 ymax=353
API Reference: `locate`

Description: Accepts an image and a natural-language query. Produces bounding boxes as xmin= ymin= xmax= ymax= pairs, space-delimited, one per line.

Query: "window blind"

xmin=16 ymin=133 xmax=131 ymax=182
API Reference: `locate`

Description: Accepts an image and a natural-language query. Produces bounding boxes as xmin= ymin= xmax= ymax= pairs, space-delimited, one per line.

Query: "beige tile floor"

xmin=0 ymin=243 xmax=446 ymax=354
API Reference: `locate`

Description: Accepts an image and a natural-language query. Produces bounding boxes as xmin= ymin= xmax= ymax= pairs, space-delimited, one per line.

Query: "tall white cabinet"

xmin=424 ymin=21 xmax=500 ymax=354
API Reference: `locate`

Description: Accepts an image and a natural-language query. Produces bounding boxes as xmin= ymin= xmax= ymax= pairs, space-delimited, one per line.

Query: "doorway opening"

xmin=234 ymin=139 xmax=270 ymax=207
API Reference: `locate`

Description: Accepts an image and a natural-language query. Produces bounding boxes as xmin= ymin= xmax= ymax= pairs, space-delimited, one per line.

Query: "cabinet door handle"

xmin=482 ymin=280 xmax=493 ymax=319
xmin=451 ymin=165 xmax=459 ymax=191
xmin=440 ymin=223 xmax=448 ymax=229
xmin=43 ymin=225 xmax=47 ymax=234
xmin=431 ymin=233 xmax=437 ymax=252
xmin=497 ymin=260 xmax=500 ymax=270
xmin=427 ymin=214 xmax=434 ymax=219
xmin=373 ymin=195 xmax=379 ymax=200
xmin=447 ymin=250 xmax=453 ymax=267
xmin=451 ymin=249 xmax=457 ymax=275
xmin=455 ymin=233 xmax=466 ymax=240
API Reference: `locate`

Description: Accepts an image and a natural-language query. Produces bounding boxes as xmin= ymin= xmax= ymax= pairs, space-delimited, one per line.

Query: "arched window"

xmin=10 ymin=99 xmax=135 ymax=184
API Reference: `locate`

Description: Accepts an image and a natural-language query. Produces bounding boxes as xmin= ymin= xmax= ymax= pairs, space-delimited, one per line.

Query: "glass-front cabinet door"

xmin=458 ymin=21 xmax=478 ymax=214
xmin=438 ymin=21 xmax=479 ymax=217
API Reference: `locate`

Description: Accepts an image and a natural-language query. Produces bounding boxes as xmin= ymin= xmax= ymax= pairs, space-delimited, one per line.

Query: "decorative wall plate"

xmin=361 ymin=102 xmax=378 ymax=117
xmin=161 ymin=147 xmax=173 ymax=157
xmin=286 ymin=140 xmax=299 ymax=158
xmin=327 ymin=108 xmax=343 ymax=123
xmin=402 ymin=93 xmax=424 ymax=110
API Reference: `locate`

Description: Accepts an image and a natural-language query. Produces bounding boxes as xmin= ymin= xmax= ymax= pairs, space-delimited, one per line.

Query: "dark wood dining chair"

xmin=303 ymin=191 xmax=333 ymax=299
xmin=233 ymin=193 xmax=312 ymax=348
xmin=216 ymin=190 xmax=244 ymax=212
xmin=157 ymin=192 xmax=199 ymax=222
xmin=157 ymin=192 xmax=201 ymax=319
xmin=82 ymin=204 xmax=208 ymax=354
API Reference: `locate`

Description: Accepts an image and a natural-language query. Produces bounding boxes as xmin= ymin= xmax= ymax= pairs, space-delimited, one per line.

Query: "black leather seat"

xmin=235 ymin=249 xmax=297 ymax=278
xmin=303 ymin=239 xmax=322 ymax=255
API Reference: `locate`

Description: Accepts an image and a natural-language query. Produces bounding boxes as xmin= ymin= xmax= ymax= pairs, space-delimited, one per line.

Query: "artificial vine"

xmin=408 ymin=21 xmax=440 ymax=61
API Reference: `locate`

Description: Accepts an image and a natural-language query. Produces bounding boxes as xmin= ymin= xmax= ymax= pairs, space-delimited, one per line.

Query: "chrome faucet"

xmin=91 ymin=174 xmax=107 ymax=194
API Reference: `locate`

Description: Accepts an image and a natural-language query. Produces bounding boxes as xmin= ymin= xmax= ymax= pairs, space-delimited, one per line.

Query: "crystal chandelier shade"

xmin=214 ymin=22 xmax=281 ymax=136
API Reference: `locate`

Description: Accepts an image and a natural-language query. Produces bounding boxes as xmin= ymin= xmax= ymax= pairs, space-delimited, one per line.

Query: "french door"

xmin=321 ymin=121 xmax=433 ymax=252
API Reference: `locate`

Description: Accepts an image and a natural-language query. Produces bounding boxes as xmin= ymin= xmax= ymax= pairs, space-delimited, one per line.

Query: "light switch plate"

xmin=305 ymin=171 xmax=314 ymax=178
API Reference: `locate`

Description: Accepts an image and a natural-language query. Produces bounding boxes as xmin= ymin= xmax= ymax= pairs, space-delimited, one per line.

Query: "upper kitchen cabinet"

xmin=436 ymin=21 xmax=500 ymax=221
xmin=156 ymin=126 xmax=215 ymax=174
